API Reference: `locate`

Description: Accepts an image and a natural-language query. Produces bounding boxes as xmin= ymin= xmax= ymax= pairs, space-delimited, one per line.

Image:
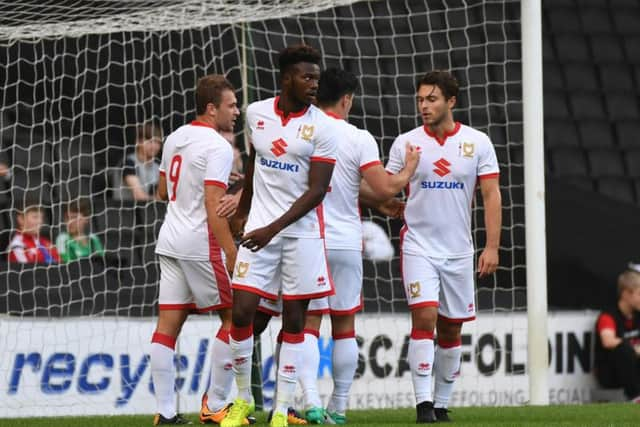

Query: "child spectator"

xmin=594 ymin=265 xmax=640 ymax=402
xmin=8 ymin=201 xmax=59 ymax=264
xmin=55 ymin=199 xmax=104 ymax=262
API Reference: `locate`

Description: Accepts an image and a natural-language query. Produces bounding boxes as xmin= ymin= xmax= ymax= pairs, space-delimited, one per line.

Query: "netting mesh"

xmin=0 ymin=0 xmax=526 ymax=415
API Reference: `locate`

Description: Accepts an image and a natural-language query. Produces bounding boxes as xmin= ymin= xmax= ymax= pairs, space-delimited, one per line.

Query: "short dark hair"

xmin=66 ymin=199 xmax=90 ymax=217
xmin=195 ymin=75 xmax=235 ymax=115
xmin=417 ymin=70 xmax=459 ymax=100
xmin=316 ymin=68 xmax=358 ymax=107
xmin=278 ymin=44 xmax=321 ymax=78
xmin=135 ymin=121 xmax=163 ymax=142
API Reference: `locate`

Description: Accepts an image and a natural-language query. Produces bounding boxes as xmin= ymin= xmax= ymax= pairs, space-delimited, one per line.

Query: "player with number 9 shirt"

xmin=150 ymin=75 xmax=244 ymax=425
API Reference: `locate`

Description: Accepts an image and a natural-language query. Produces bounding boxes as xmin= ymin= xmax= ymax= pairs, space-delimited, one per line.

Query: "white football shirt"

xmin=244 ymin=97 xmax=338 ymax=238
xmin=156 ymin=121 xmax=233 ymax=260
xmin=322 ymin=112 xmax=381 ymax=250
xmin=386 ymin=122 xmax=499 ymax=258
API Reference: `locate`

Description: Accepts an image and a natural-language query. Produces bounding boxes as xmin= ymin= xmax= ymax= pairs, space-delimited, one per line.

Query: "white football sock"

xmin=408 ymin=329 xmax=435 ymax=404
xmin=327 ymin=332 xmax=358 ymax=415
xmin=150 ymin=332 xmax=177 ymax=419
xmin=274 ymin=332 xmax=303 ymax=415
xmin=298 ymin=330 xmax=322 ymax=409
xmin=229 ymin=325 xmax=254 ymax=403
xmin=434 ymin=343 xmax=462 ymax=409
xmin=206 ymin=328 xmax=233 ymax=412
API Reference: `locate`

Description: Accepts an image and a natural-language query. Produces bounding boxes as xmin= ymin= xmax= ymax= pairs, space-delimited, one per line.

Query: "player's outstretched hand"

xmin=240 ymin=225 xmax=277 ymax=252
xmin=477 ymin=246 xmax=499 ymax=278
xmin=217 ymin=192 xmax=241 ymax=218
xmin=377 ymin=198 xmax=405 ymax=218
xmin=403 ymin=142 xmax=421 ymax=176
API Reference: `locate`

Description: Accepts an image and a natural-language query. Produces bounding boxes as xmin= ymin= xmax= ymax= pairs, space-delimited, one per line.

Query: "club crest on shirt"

xmin=298 ymin=124 xmax=314 ymax=142
xmin=409 ymin=281 xmax=421 ymax=298
xmin=235 ymin=262 xmax=249 ymax=278
xmin=461 ymin=142 xmax=475 ymax=158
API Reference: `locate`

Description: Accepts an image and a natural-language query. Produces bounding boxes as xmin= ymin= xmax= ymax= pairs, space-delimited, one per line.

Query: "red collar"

xmin=423 ymin=122 xmax=461 ymax=146
xmin=324 ymin=111 xmax=343 ymax=120
xmin=190 ymin=120 xmax=215 ymax=129
xmin=274 ymin=96 xmax=309 ymax=126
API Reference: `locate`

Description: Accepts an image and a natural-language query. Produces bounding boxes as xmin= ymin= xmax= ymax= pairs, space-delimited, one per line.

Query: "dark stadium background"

xmin=0 ymin=0 xmax=638 ymax=316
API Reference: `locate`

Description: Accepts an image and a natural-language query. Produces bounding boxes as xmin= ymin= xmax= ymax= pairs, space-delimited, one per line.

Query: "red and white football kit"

xmin=155 ymin=121 xmax=233 ymax=312
xmin=386 ymin=122 xmax=499 ymax=321
xmin=258 ymin=112 xmax=380 ymax=316
xmin=232 ymin=97 xmax=338 ymax=300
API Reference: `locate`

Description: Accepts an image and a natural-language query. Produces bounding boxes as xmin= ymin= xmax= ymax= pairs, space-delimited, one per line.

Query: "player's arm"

xmin=477 ymin=176 xmax=502 ymax=277
xmin=597 ymin=314 xmax=623 ymax=349
xmin=205 ymin=183 xmax=238 ymax=274
xmin=361 ymin=142 xmax=420 ymax=201
xmin=229 ymin=145 xmax=255 ymax=235
xmin=600 ymin=329 xmax=623 ymax=349
xmin=240 ymin=160 xmax=334 ymax=252
xmin=156 ymin=172 xmax=168 ymax=201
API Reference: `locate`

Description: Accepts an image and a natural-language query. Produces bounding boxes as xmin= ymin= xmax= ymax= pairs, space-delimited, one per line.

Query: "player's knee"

xmin=436 ymin=317 xmax=462 ymax=342
xmin=330 ymin=314 xmax=355 ymax=335
xmin=253 ymin=311 xmax=272 ymax=336
xmin=411 ymin=308 xmax=437 ymax=332
xmin=305 ymin=313 xmax=322 ymax=331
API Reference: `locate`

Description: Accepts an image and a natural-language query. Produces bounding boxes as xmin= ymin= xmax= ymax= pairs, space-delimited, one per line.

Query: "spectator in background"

xmin=55 ymin=199 xmax=104 ymax=262
xmin=117 ymin=122 xmax=163 ymax=201
xmin=8 ymin=201 xmax=59 ymax=264
xmin=0 ymin=149 xmax=11 ymax=208
xmin=0 ymin=159 xmax=9 ymax=180
xmin=594 ymin=265 xmax=640 ymax=402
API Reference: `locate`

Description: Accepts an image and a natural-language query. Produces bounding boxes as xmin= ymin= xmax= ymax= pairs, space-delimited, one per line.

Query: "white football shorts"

xmin=232 ymin=235 xmax=334 ymax=301
xmin=158 ymin=255 xmax=232 ymax=313
xmin=401 ymin=253 xmax=476 ymax=322
xmin=257 ymin=249 xmax=362 ymax=316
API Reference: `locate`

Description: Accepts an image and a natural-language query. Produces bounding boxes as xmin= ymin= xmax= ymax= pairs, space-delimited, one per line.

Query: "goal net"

xmin=0 ymin=0 xmax=529 ymax=417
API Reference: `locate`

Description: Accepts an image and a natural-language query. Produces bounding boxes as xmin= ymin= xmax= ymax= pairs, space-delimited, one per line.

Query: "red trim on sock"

xmin=303 ymin=328 xmax=320 ymax=338
xmin=230 ymin=324 xmax=253 ymax=341
xmin=151 ymin=332 xmax=176 ymax=350
xmin=410 ymin=328 xmax=434 ymax=340
xmin=281 ymin=331 xmax=304 ymax=344
xmin=437 ymin=338 xmax=462 ymax=348
xmin=216 ymin=328 xmax=230 ymax=344
xmin=332 ymin=330 xmax=356 ymax=340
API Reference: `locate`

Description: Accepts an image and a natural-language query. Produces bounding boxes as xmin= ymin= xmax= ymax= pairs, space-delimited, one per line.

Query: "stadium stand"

xmin=543 ymin=0 xmax=640 ymax=205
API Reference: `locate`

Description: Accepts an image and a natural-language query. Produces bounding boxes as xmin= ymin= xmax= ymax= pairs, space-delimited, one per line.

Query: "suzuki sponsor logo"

xmin=270 ymin=138 xmax=287 ymax=157
xmin=421 ymin=181 xmax=464 ymax=189
xmin=260 ymin=157 xmax=300 ymax=173
xmin=433 ymin=157 xmax=451 ymax=177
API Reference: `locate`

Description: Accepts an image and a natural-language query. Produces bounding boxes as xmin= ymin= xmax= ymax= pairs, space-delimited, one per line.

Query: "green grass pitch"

xmin=0 ymin=404 xmax=638 ymax=427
